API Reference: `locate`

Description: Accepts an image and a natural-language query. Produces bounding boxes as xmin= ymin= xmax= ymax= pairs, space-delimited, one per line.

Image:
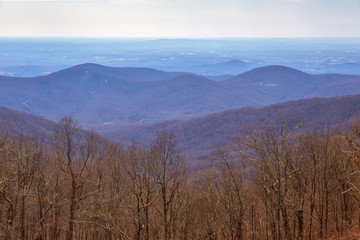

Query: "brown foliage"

xmin=1 ymin=116 xmax=360 ymax=239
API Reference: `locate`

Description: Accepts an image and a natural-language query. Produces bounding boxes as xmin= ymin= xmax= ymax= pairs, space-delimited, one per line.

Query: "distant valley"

xmin=1 ymin=63 xmax=360 ymax=127
xmin=97 ymin=94 xmax=360 ymax=160
xmin=2 ymin=93 xmax=360 ymax=161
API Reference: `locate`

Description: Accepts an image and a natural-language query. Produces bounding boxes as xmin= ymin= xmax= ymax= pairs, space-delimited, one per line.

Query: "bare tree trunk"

xmin=20 ymin=193 xmax=25 ymax=240
xmin=296 ymin=209 xmax=303 ymax=240
xmin=280 ymin=202 xmax=292 ymax=240
xmin=66 ymin=174 xmax=76 ymax=240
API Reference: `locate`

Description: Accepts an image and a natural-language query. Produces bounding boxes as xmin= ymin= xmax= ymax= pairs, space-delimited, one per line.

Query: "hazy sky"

xmin=0 ymin=0 xmax=359 ymax=37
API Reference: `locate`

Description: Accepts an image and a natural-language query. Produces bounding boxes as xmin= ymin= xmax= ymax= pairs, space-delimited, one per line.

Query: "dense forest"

xmin=1 ymin=116 xmax=360 ymax=240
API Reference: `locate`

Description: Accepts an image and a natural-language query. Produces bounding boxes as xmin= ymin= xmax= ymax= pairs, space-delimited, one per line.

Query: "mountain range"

xmin=1 ymin=63 xmax=360 ymax=126
xmin=96 ymin=94 xmax=360 ymax=160
xmin=0 ymin=105 xmax=54 ymax=139
xmin=1 ymin=93 xmax=360 ymax=161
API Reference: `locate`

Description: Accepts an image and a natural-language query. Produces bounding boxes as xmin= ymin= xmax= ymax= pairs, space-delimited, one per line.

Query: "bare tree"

xmin=0 ymin=132 xmax=44 ymax=240
xmin=150 ymin=130 xmax=187 ymax=240
xmin=237 ymin=120 xmax=302 ymax=240
xmin=123 ymin=142 xmax=157 ymax=240
xmin=53 ymin=116 xmax=97 ymax=240
xmin=85 ymin=137 xmax=131 ymax=239
xmin=214 ymin=146 xmax=246 ymax=240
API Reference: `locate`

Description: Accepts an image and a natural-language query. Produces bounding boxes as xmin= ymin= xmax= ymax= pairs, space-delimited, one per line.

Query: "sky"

xmin=0 ymin=0 xmax=359 ymax=38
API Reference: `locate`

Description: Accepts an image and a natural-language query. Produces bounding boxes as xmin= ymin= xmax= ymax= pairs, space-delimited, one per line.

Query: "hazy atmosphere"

xmin=1 ymin=0 xmax=360 ymax=37
xmin=2 ymin=0 xmax=360 ymax=239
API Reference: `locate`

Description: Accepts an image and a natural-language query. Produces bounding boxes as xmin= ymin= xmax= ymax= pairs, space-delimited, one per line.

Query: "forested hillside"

xmin=1 ymin=116 xmax=360 ymax=239
xmin=0 ymin=105 xmax=54 ymax=138
xmin=98 ymin=94 xmax=360 ymax=160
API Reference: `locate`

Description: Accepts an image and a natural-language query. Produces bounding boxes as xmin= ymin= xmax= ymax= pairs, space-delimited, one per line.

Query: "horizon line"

xmin=1 ymin=36 xmax=360 ymax=40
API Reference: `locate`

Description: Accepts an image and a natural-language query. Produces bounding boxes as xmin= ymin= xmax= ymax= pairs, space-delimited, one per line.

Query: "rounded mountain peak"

xmin=241 ymin=65 xmax=308 ymax=77
xmin=225 ymin=65 xmax=310 ymax=83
